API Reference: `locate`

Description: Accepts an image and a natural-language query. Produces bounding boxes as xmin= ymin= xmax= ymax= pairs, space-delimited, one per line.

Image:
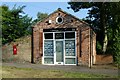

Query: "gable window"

xmin=56 ymin=16 xmax=63 ymax=24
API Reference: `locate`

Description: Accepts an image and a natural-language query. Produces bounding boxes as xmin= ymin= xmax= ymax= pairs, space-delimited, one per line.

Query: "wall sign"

xmin=43 ymin=28 xmax=76 ymax=32
xmin=55 ymin=33 xmax=64 ymax=39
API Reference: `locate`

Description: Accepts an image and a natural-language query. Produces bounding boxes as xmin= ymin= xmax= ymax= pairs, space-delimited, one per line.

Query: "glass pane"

xmin=44 ymin=33 xmax=53 ymax=39
xmin=65 ymin=58 xmax=75 ymax=64
xmin=44 ymin=58 xmax=54 ymax=64
xmin=56 ymin=41 xmax=63 ymax=62
xmin=44 ymin=40 xmax=54 ymax=56
xmin=65 ymin=40 xmax=75 ymax=56
xmin=65 ymin=32 xmax=75 ymax=39
xmin=55 ymin=33 xmax=64 ymax=39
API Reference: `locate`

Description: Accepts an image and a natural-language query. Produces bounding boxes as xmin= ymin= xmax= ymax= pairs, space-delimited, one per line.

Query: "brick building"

xmin=32 ymin=8 xmax=96 ymax=67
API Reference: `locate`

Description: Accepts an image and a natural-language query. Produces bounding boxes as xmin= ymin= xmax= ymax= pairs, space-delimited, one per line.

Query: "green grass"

xmin=1 ymin=66 xmax=118 ymax=78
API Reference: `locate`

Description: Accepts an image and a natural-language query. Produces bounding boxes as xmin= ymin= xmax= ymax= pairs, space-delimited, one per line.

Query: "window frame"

xmin=42 ymin=31 xmax=76 ymax=65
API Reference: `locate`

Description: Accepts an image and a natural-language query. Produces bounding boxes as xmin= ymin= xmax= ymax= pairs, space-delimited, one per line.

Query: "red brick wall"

xmin=33 ymin=27 xmax=41 ymax=63
xmin=33 ymin=9 xmax=96 ymax=66
xmin=95 ymin=55 xmax=113 ymax=64
xmin=77 ymin=27 xmax=91 ymax=66
xmin=2 ymin=36 xmax=31 ymax=63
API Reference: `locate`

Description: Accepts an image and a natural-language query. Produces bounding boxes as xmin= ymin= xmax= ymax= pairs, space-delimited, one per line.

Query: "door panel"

xmin=44 ymin=40 xmax=54 ymax=64
xmin=56 ymin=41 xmax=63 ymax=63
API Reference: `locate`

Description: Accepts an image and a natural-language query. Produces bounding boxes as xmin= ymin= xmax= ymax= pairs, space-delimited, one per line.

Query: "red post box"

xmin=13 ymin=45 xmax=17 ymax=55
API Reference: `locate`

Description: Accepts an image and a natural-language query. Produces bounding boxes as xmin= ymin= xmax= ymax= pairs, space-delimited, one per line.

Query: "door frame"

xmin=42 ymin=31 xmax=77 ymax=65
xmin=54 ymin=40 xmax=64 ymax=65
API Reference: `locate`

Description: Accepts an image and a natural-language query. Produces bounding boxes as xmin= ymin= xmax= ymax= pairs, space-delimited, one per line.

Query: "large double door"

xmin=43 ymin=31 xmax=76 ymax=65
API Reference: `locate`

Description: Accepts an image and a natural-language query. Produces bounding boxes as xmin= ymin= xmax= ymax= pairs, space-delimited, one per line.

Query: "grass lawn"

xmin=1 ymin=66 xmax=118 ymax=78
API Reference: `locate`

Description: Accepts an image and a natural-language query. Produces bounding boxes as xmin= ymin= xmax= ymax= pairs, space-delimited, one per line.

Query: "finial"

xmin=58 ymin=8 xmax=61 ymax=10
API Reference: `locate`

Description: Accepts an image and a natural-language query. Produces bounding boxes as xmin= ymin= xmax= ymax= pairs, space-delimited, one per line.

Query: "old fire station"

xmin=32 ymin=8 xmax=96 ymax=67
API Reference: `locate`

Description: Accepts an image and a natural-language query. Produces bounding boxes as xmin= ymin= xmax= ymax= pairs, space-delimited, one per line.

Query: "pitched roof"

xmin=33 ymin=8 xmax=89 ymax=27
xmin=56 ymin=8 xmax=89 ymax=25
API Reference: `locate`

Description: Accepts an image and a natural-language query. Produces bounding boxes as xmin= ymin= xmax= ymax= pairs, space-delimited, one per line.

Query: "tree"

xmin=68 ymin=2 xmax=120 ymax=64
xmin=1 ymin=5 xmax=32 ymax=44
xmin=108 ymin=3 xmax=120 ymax=65
xmin=21 ymin=15 xmax=32 ymax=35
xmin=32 ymin=12 xmax=48 ymax=26
xmin=68 ymin=2 xmax=119 ymax=52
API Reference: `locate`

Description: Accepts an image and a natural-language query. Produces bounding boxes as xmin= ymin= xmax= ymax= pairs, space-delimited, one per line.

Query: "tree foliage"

xmin=32 ymin=12 xmax=48 ymax=26
xmin=1 ymin=5 xmax=32 ymax=44
xmin=68 ymin=2 xmax=120 ymax=63
xmin=107 ymin=3 xmax=120 ymax=65
xmin=1 ymin=5 xmax=49 ymax=45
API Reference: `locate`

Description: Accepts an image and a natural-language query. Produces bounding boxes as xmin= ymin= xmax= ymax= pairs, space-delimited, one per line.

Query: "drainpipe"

xmin=90 ymin=29 xmax=92 ymax=69
xmin=91 ymin=30 xmax=93 ymax=65
xmin=80 ymin=28 xmax=82 ymax=57
xmin=78 ymin=27 xmax=82 ymax=66
xmin=31 ymin=27 xmax=34 ymax=63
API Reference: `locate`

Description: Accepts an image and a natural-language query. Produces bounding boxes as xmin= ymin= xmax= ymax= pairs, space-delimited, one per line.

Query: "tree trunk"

xmin=100 ymin=3 xmax=108 ymax=53
xmin=102 ymin=28 xmax=108 ymax=53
